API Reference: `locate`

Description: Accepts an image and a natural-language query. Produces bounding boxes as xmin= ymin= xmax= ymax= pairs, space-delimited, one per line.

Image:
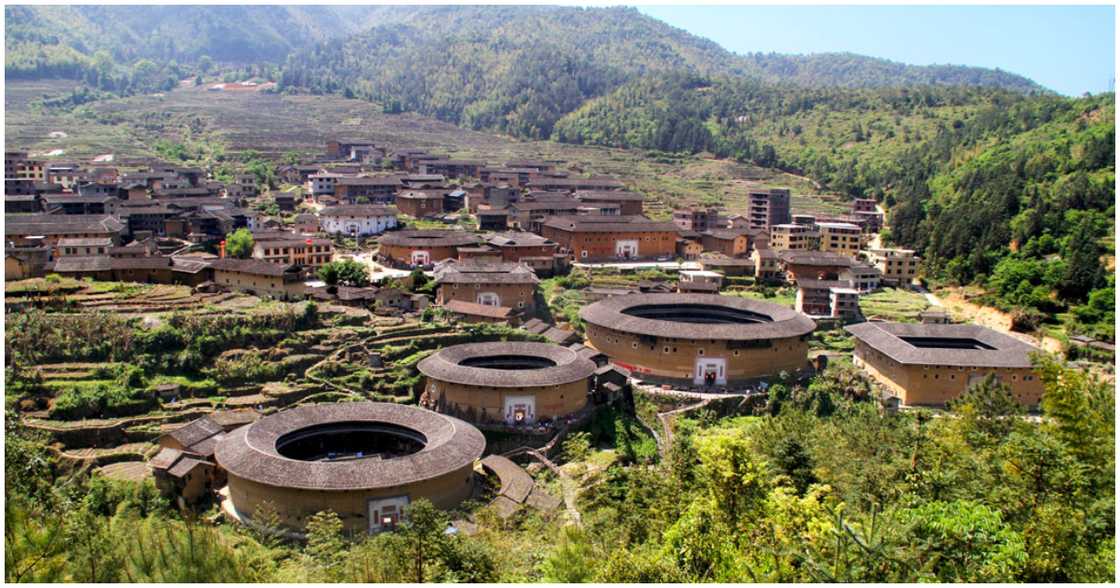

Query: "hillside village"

xmin=7 ymin=135 xmax=1110 ymax=529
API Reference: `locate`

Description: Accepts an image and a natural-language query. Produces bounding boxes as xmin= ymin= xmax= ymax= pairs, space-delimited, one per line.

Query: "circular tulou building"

xmin=377 ymin=230 xmax=482 ymax=267
xmin=580 ymin=293 xmax=816 ymax=386
xmin=215 ymin=402 xmax=484 ymax=534
xmin=417 ymin=341 xmax=597 ymax=426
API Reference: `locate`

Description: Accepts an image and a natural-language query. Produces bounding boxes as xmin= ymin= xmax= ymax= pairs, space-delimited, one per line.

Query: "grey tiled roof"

xmin=541 ymin=216 xmax=678 ymax=233
xmin=210 ymin=258 xmax=296 ymax=277
xmin=378 ymin=230 xmax=482 ymax=248
xmin=418 ymin=342 xmax=597 ymax=388
xmin=166 ymin=416 xmax=223 ymax=447
xmin=434 ymin=262 xmax=539 ymax=285
xmin=5 ymin=214 xmax=123 ymax=236
xmin=444 ymin=299 xmax=513 ymax=318
xmin=581 ymin=293 xmax=816 ymax=341
xmin=779 ymin=250 xmax=854 ymax=267
xmin=844 ymin=322 xmax=1041 ymax=369
xmin=321 ymin=205 xmax=398 ymax=217
xmin=214 ymin=402 xmax=485 ymax=491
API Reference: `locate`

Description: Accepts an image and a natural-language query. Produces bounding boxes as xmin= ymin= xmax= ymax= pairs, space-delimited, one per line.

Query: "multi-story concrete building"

xmin=672 ymin=207 xmax=724 ymax=232
xmin=770 ymin=223 xmax=820 ymax=251
xmin=865 ymin=248 xmax=921 ymax=287
xmin=843 ymin=263 xmax=883 ymax=293
xmin=816 ymin=222 xmax=863 ymax=257
xmin=794 ymin=278 xmax=860 ymax=319
xmin=251 ymin=237 xmax=334 ymax=269
xmin=747 ymin=188 xmax=791 ymax=232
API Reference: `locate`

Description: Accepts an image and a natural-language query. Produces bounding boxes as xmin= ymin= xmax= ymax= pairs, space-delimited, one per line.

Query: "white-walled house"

xmin=319 ymin=204 xmax=399 ymax=237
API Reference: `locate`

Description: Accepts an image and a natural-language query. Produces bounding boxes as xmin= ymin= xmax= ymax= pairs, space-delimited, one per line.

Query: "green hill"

xmin=277 ymin=6 xmax=1044 ymax=139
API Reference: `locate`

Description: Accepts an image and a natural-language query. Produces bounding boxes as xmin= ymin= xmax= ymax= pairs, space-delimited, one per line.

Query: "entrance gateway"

xmin=368 ymin=495 xmax=410 ymax=533
xmin=410 ymin=250 xmax=431 ymax=266
xmin=615 ymin=239 xmax=639 ymax=259
xmin=502 ymin=395 xmax=536 ymax=425
xmin=694 ymin=357 xmax=727 ymax=386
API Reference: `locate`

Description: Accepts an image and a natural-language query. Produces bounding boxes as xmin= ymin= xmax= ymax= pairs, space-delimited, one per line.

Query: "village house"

xmin=55 ymin=237 xmax=112 ymax=257
xmin=676 ymin=235 xmax=704 ymax=260
xmin=573 ymin=190 xmax=645 ymax=216
xmin=700 ymin=228 xmax=759 ymax=258
xmin=395 ymin=190 xmax=447 ymax=218
xmin=251 ymin=236 xmax=333 ymax=269
xmin=5 ymin=213 xmax=124 ymax=248
xmin=672 ymin=206 xmax=724 ymax=232
xmin=210 ymin=258 xmax=305 ymax=299
xmin=476 ymin=209 xmax=510 ymax=231
xmin=816 ymin=222 xmax=863 ymax=257
xmin=392 ymin=149 xmax=441 ymax=173
xmin=769 ymin=223 xmax=819 ymax=251
xmin=779 ymin=250 xmax=854 ymax=282
xmin=334 ymin=176 xmax=402 ymax=204
xmin=418 ymin=159 xmax=484 ymax=179
xmin=41 ymin=194 xmax=116 ymax=216
xmin=751 ymin=247 xmax=784 ymax=283
xmin=795 ymin=278 xmax=861 ymax=320
xmin=434 ymin=261 xmax=539 ymax=314
xmin=286 ymin=214 xmax=315 ymax=234
xmin=864 ymin=248 xmax=921 ymax=288
xmin=326 ymin=139 xmax=379 ymax=160
xmin=844 ymin=262 xmax=882 ymax=293
xmin=278 ymin=164 xmax=325 ymax=186
xmin=540 ymin=215 xmax=678 ymax=262
xmin=319 ymin=204 xmax=399 ymax=237
xmin=677 ymin=269 xmax=723 ymax=293
xmin=377 ymin=230 xmax=483 ymax=267
xmin=528 ymin=176 xmax=625 ymax=192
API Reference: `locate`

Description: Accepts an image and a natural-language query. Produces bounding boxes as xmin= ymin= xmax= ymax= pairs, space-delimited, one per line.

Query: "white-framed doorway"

xmin=694 ymin=357 xmax=727 ymax=386
xmin=368 ymin=495 xmax=410 ymax=534
xmin=477 ymin=292 xmax=501 ymax=306
xmin=411 ymin=250 xmax=431 ymax=266
xmin=503 ymin=395 xmax=536 ymax=425
xmin=615 ymin=239 xmax=639 ymax=259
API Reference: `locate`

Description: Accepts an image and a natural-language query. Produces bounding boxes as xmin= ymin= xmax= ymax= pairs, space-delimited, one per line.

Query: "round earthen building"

xmin=417 ymin=341 xmax=597 ymax=425
xmin=215 ymin=402 xmax=484 ymax=534
xmin=580 ymin=293 xmax=815 ymax=386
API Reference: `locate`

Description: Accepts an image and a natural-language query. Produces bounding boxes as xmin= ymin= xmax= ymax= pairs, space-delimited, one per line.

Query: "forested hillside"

xmin=276 ymin=6 xmax=1044 ymax=139
xmin=4 ymin=4 xmax=376 ymax=95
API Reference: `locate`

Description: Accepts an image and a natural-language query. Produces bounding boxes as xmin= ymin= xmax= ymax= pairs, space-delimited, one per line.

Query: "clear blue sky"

xmin=638 ymin=5 xmax=1115 ymax=95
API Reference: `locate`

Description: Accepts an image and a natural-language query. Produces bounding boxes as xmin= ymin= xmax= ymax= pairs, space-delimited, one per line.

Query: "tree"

xmin=317 ymin=260 xmax=370 ymax=287
xmin=198 ymin=55 xmax=213 ymax=74
xmin=898 ymin=500 xmax=1027 ymax=582
xmin=225 ymin=228 xmax=254 ymax=259
xmin=400 ymin=499 xmax=449 ymax=583
xmin=947 ymin=373 xmax=1024 ymax=444
xmin=304 ymin=510 xmax=345 ymax=577
xmin=1058 ymin=216 xmax=1104 ymax=302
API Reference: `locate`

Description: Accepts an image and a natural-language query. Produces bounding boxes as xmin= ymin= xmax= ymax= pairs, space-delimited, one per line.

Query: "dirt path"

xmin=931 ymin=288 xmax=1063 ymax=353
